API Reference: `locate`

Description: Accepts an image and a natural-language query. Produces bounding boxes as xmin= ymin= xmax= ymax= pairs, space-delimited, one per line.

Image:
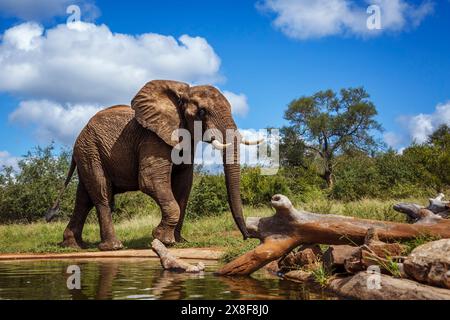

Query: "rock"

xmin=283 ymin=270 xmax=315 ymax=283
xmin=344 ymin=255 xmax=365 ymax=274
xmin=404 ymin=239 xmax=450 ymax=289
xmin=263 ymin=260 xmax=280 ymax=274
xmin=279 ymin=245 xmax=322 ymax=271
xmin=329 ymin=272 xmax=450 ymax=300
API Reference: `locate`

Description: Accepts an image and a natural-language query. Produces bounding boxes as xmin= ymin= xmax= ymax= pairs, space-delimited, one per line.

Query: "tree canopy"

xmin=282 ymin=87 xmax=383 ymax=187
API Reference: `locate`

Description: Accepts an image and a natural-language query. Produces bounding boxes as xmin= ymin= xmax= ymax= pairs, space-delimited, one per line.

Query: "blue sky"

xmin=0 ymin=0 xmax=449 ymax=168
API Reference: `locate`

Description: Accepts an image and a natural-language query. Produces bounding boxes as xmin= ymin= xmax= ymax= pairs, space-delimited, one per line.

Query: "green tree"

xmin=0 ymin=144 xmax=77 ymax=222
xmin=428 ymin=124 xmax=450 ymax=150
xmin=282 ymin=87 xmax=383 ymax=188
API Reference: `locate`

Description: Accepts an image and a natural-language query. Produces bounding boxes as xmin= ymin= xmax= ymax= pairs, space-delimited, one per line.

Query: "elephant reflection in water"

xmin=95 ymin=261 xmax=120 ymax=300
xmin=66 ymin=261 xmax=120 ymax=300
xmin=66 ymin=260 xmax=330 ymax=300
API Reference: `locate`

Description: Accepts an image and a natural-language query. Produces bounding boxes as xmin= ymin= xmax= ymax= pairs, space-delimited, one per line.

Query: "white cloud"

xmin=9 ymin=100 xmax=102 ymax=144
xmin=0 ymin=22 xmax=222 ymax=106
xmin=400 ymin=101 xmax=450 ymax=144
xmin=383 ymin=131 xmax=403 ymax=148
xmin=0 ymin=0 xmax=99 ymax=22
xmin=223 ymin=91 xmax=249 ymax=117
xmin=0 ymin=21 xmax=249 ymax=146
xmin=0 ymin=150 xmax=20 ymax=170
xmin=258 ymin=0 xmax=434 ymax=40
xmin=384 ymin=101 xmax=450 ymax=148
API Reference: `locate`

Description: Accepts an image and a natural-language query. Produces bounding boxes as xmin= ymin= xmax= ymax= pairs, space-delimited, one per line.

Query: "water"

xmin=0 ymin=258 xmax=334 ymax=300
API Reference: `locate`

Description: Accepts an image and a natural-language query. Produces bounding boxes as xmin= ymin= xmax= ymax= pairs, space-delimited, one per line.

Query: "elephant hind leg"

xmin=95 ymin=203 xmax=123 ymax=251
xmin=61 ymin=182 xmax=93 ymax=249
xmin=81 ymin=165 xmax=123 ymax=251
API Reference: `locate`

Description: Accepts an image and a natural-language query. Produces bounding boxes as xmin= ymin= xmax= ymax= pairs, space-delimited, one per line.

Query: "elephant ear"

xmin=131 ymin=80 xmax=189 ymax=147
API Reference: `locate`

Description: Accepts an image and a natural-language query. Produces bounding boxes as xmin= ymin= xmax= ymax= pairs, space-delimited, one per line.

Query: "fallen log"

xmin=394 ymin=193 xmax=450 ymax=221
xmin=323 ymin=245 xmax=361 ymax=273
xmin=322 ymin=229 xmax=406 ymax=274
xmin=151 ymin=239 xmax=205 ymax=273
xmin=328 ymin=272 xmax=450 ymax=300
xmin=217 ymin=194 xmax=450 ymax=276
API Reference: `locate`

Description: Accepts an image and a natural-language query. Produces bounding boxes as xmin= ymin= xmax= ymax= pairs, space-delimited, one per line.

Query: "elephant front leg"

xmin=152 ymin=199 xmax=180 ymax=246
xmin=139 ymin=162 xmax=180 ymax=246
xmin=172 ymin=165 xmax=193 ymax=242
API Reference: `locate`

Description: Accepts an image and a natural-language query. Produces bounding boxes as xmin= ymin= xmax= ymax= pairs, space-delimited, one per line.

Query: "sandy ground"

xmin=0 ymin=248 xmax=224 ymax=261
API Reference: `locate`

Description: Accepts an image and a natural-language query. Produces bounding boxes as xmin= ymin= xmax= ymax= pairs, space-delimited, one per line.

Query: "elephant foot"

xmin=61 ymin=229 xmax=87 ymax=249
xmin=59 ymin=238 xmax=86 ymax=250
xmin=152 ymin=225 xmax=176 ymax=246
xmin=98 ymin=239 xmax=123 ymax=251
xmin=175 ymin=232 xmax=188 ymax=243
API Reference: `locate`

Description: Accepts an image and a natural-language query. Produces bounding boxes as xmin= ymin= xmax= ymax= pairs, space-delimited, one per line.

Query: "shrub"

xmin=113 ymin=191 xmax=158 ymax=221
xmin=0 ymin=145 xmax=77 ymax=223
xmin=186 ymin=174 xmax=228 ymax=219
xmin=332 ymin=154 xmax=380 ymax=201
xmin=240 ymin=167 xmax=292 ymax=206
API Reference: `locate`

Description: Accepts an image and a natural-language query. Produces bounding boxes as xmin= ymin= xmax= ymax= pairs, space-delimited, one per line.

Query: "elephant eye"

xmin=197 ymin=108 xmax=206 ymax=119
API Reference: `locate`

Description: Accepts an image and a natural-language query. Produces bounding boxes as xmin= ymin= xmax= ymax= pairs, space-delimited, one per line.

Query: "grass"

xmin=297 ymin=197 xmax=427 ymax=223
xmin=0 ymin=197 xmax=429 ymax=255
xmin=311 ymin=263 xmax=332 ymax=287
xmin=401 ymin=234 xmax=442 ymax=255
xmin=0 ymin=207 xmax=272 ymax=254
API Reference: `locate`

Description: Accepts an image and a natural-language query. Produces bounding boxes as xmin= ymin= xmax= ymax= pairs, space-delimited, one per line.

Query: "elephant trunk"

xmin=223 ymin=132 xmax=249 ymax=240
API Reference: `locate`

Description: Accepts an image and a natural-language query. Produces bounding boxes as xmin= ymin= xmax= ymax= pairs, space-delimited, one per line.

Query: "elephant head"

xmin=131 ymin=80 xmax=260 ymax=239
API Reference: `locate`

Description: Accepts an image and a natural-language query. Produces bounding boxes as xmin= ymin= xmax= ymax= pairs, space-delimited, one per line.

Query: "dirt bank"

xmin=0 ymin=248 xmax=223 ymax=261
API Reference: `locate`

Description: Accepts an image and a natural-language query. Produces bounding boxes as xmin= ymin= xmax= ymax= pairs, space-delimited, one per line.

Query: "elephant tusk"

xmin=212 ymin=139 xmax=232 ymax=150
xmin=241 ymin=137 xmax=264 ymax=145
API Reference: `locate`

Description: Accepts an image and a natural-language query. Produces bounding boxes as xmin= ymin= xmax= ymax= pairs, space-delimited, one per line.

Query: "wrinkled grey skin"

xmin=49 ymin=80 xmax=249 ymax=251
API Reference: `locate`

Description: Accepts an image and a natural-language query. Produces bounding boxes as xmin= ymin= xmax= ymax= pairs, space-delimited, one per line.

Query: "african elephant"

xmin=47 ymin=80 xmax=260 ymax=251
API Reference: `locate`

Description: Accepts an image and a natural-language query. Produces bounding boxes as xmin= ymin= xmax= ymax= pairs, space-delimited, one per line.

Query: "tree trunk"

xmin=324 ymin=168 xmax=333 ymax=189
xmin=217 ymin=194 xmax=450 ymax=276
xmin=393 ymin=193 xmax=450 ymax=221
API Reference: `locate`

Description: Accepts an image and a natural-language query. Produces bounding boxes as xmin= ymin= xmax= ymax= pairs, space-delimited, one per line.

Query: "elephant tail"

xmin=45 ymin=157 xmax=77 ymax=222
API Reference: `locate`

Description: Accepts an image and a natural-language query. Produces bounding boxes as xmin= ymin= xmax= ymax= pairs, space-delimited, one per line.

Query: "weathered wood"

xmin=404 ymin=239 xmax=450 ymax=289
xmin=329 ymin=272 xmax=450 ymax=300
xmin=394 ymin=193 xmax=450 ymax=221
xmin=356 ymin=228 xmax=407 ymax=274
xmin=216 ymin=237 xmax=300 ymax=276
xmin=151 ymin=239 xmax=205 ymax=273
xmin=217 ymin=194 xmax=450 ymax=276
xmin=323 ymin=245 xmax=361 ymax=273
xmin=250 ymin=195 xmax=450 ymax=244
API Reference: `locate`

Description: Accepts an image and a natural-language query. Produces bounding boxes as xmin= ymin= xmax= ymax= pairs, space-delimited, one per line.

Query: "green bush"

xmin=0 ymin=145 xmax=77 ymax=223
xmin=113 ymin=191 xmax=158 ymax=221
xmin=186 ymin=167 xmax=293 ymax=219
xmin=240 ymin=167 xmax=292 ymax=206
xmin=186 ymin=174 xmax=228 ymax=219
xmin=280 ymin=166 xmax=326 ymax=203
xmin=332 ymin=154 xmax=381 ymax=201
